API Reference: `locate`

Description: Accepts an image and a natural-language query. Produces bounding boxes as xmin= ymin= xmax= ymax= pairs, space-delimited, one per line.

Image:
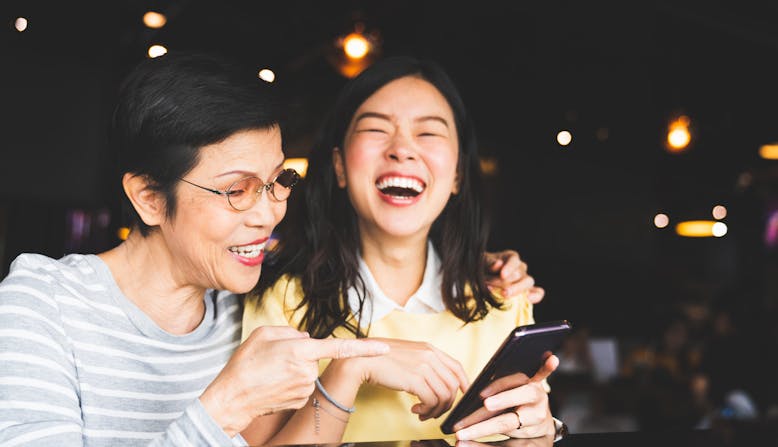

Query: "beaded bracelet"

xmin=314 ymin=378 xmax=356 ymax=413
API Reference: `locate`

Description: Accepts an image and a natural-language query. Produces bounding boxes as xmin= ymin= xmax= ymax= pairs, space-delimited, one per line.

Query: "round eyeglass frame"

xmin=178 ymin=168 xmax=300 ymax=211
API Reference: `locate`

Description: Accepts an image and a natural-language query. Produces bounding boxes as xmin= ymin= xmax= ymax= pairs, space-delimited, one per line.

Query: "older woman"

xmin=0 ymin=52 xmax=390 ymax=446
xmin=0 ymin=52 xmax=540 ymax=446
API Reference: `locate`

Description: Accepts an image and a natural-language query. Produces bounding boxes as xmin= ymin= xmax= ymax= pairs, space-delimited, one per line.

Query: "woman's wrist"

xmin=325 ymin=356 xmax=370 ymax=386
xmin=199 ymin=384 xmax=243 ymax=437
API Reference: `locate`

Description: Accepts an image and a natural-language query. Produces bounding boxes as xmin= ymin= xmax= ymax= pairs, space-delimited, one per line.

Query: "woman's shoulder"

xmin=0 ymin=253 xmax=105 ymax=318
xmin=481 ymin=289 xmax=533 ymax=321
xmin=4 ymin=253 xmax=100 ymax=288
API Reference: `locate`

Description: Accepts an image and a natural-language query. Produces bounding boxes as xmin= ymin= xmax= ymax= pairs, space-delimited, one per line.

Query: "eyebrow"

xmin=353 ymin=112 xmax=449 ymax=128
xmin=215 ymin=160 xmax=285 ymax=179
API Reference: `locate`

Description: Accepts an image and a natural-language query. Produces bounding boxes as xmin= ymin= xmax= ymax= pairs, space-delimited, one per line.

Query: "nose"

xmin=244 ymin=189 xmax=286 ymax=229
xmin=386 ymin=132 xmax=417 ymax=162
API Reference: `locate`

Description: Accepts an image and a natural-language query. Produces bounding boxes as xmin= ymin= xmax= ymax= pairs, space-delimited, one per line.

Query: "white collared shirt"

xmin=346 ymin=241 xmax=445 ymax=327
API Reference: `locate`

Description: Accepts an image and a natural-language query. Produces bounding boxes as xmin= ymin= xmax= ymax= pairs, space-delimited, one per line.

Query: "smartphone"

xmin=439 ymin=320 xmax=572 ymax=435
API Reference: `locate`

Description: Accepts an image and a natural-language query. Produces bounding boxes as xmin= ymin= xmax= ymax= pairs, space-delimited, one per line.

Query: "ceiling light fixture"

xmin=327 ymin=22 xmax=381 ymax=78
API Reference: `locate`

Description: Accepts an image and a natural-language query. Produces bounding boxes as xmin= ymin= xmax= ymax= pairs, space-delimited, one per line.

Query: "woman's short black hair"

xmin=110 ymin=51 xmax=283 ymax=235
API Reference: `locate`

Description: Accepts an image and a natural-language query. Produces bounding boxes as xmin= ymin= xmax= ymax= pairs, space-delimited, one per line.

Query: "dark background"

xmin=2 ymin=0 xmax=778 ymax=432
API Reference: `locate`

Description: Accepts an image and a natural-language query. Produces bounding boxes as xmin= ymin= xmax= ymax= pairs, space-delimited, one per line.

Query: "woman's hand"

xmin=484 ymin=250 xmax=545 ymax=304
xmin=454 ymin=434 xmax=555 ymax=447
xmin=337 ymin=338 xmax=470 ymax=421
xmin=200 ymin=325 xmax=389 ymax=437
xmin=452 ymin=355 xmax=559 ymax=440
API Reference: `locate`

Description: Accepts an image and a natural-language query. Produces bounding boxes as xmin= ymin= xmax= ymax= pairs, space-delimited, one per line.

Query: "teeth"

xmin=228 ymin=241 xmax=267 ymax=259
xmin=376 ymin=176 xmax=425 ymax=193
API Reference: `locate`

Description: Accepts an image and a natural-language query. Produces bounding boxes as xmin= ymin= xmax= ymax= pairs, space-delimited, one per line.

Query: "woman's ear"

xmin=332 ymin=148 xmax=347 ymax=188
xmin=122 ymin=173 xmax=167 ymax=227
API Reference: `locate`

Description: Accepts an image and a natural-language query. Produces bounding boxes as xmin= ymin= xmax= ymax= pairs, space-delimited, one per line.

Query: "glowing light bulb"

xmin=343 ymin=33 xmax=369 ymax=59
xmin=654 ymin=213 xmax=669 ymax=228
xmin=148 ymin=44 xmax=168 ymax=58
xmin=557 ymin=130 xmax=572 ymax=146
xmin=15 ymin=17 xmax=28 ymax=32
xmin=712 ymin=222 xmax=728 ymax=237
xmin=666 ymin=116 xmax=691 ymax=152
xmin=258 ymin=68 xmax=275 ymax=83
xmin=143 ymin=11 xmax=167 ymax=29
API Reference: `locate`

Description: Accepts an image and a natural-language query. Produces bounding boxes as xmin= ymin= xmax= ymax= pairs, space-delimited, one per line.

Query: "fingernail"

xmin=483 ymin=397 xmax=497 ymax=411
xmin=456 ymin=429 xmax=472 ymax=441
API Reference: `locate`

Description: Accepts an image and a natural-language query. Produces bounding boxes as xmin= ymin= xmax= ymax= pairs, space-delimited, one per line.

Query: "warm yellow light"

xmin=654 ymin=213 xmax=669 ymax=228
xmin=343 ymin=33 xmax=369 ymax=59
xmin=666 ymin=116 xmax=691 ymax=152
xmin=147 ymin=44 xmax=168 ymax=58
xmin=283 ymin=158 xmax=308 ymax=178
xmin=143 ymin=11 xmax=167 ymax=29
xmin=258 ymin=68 xmax=275 ymax=83
xmin=712 ymin=205 xmax=727 ymax=220
xmin=479 ymin=157 xmax=498 ymax=176
xmin=117 ymin=227 xmax=131 ymax=241
xmin=557 ymin=130 xmax=572 ymax=146
xmin=675 ymin=220 xmax=726 ymax=238
xmin=759 ymin=144 xmax=778 ymax=160
xmin=15 ymin=17 xmax=28 ymax=32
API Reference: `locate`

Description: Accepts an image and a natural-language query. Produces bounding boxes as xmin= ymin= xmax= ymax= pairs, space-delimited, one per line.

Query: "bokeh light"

xmin=258 ymin=68 xmax=275 ymax=83
xmin=147 ymin=44 xmax=168 ymax=58
xmin=557 ymin=130 xmax=572 ymax=146
xmin=143 ymin=11 xmax=167 ymax=29
xmin=343 ymin=32 xmax=369 ymax=59
xmin=14 ymin=17 xmax=28 ymax=32
xmin=654 ymin=213 xmax=670 ymax=228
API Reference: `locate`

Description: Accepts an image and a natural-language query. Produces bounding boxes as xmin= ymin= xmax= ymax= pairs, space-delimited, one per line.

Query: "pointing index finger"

xmin=303 ymin=338 xmax=390 ymax=361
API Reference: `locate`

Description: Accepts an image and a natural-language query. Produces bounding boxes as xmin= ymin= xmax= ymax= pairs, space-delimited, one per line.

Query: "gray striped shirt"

xmin=0 ymin=253 xmax=247 ymax=446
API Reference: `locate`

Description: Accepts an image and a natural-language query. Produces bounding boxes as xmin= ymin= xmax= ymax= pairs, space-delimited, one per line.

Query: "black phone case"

xmin=439 ymin=320 xmax=572 ymax=434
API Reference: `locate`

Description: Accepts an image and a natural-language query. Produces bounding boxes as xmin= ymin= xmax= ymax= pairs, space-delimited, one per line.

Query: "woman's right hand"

xmin=336 ymin=338 xmax=470 ymax=421
xmin=200 ymin=325 xmax=389 ymax=437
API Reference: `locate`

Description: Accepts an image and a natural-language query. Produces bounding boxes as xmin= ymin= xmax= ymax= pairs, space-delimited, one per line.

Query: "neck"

xmin=359 ymin=229 xmax=429 ymax=307
xmin=98 ymin=230 xmax=207 ymax=335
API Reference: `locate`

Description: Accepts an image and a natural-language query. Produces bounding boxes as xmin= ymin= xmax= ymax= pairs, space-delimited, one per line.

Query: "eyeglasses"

xmin=179 ymin=168 xmax=300 ymax=211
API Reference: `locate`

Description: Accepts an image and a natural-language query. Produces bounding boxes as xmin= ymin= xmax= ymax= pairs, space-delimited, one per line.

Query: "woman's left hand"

xmin=484 ymin=250 xmax=545 ymax=304
xmin=452 ymin=355 xmax=559 ymax=441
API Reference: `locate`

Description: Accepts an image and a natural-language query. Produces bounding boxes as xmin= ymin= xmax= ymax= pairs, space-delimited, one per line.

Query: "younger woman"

xmin=242 ymin=56 xmax=560 ymax=444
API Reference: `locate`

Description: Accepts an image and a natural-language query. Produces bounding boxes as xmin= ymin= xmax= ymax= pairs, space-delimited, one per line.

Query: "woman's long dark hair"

xmin=255 ymin=56 xmax=500 ymax=338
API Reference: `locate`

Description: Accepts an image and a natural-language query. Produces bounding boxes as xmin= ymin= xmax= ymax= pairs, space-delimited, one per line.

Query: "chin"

xmin=380 ymin=223 xmax=429 ymax=239
xmin=225 ymin=270 xmax=263 ymax=294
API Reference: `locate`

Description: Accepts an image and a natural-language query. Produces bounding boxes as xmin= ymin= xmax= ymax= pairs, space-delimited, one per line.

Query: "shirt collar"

xmin=346 ymin=241 xmax=445 ymax=327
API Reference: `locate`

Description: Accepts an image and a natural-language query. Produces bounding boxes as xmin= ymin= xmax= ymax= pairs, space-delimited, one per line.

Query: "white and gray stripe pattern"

xmin=0 ymin=253 xmax=247 ymax=446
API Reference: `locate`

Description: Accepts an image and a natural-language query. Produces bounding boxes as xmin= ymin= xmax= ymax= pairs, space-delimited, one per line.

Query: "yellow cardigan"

xmin=242 ymin=274 xmax=536 ymax=442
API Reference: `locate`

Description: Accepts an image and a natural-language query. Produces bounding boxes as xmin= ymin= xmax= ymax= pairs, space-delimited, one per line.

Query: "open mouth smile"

xmin=228 ymin=239 xmax=267 ymax=266
xmin=376 ymin=175 xmax=426 ymax=201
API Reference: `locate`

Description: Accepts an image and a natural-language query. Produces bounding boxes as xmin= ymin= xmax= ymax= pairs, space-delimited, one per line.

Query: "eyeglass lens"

xmin=226 ymin=169 xmax=299 ymax=210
